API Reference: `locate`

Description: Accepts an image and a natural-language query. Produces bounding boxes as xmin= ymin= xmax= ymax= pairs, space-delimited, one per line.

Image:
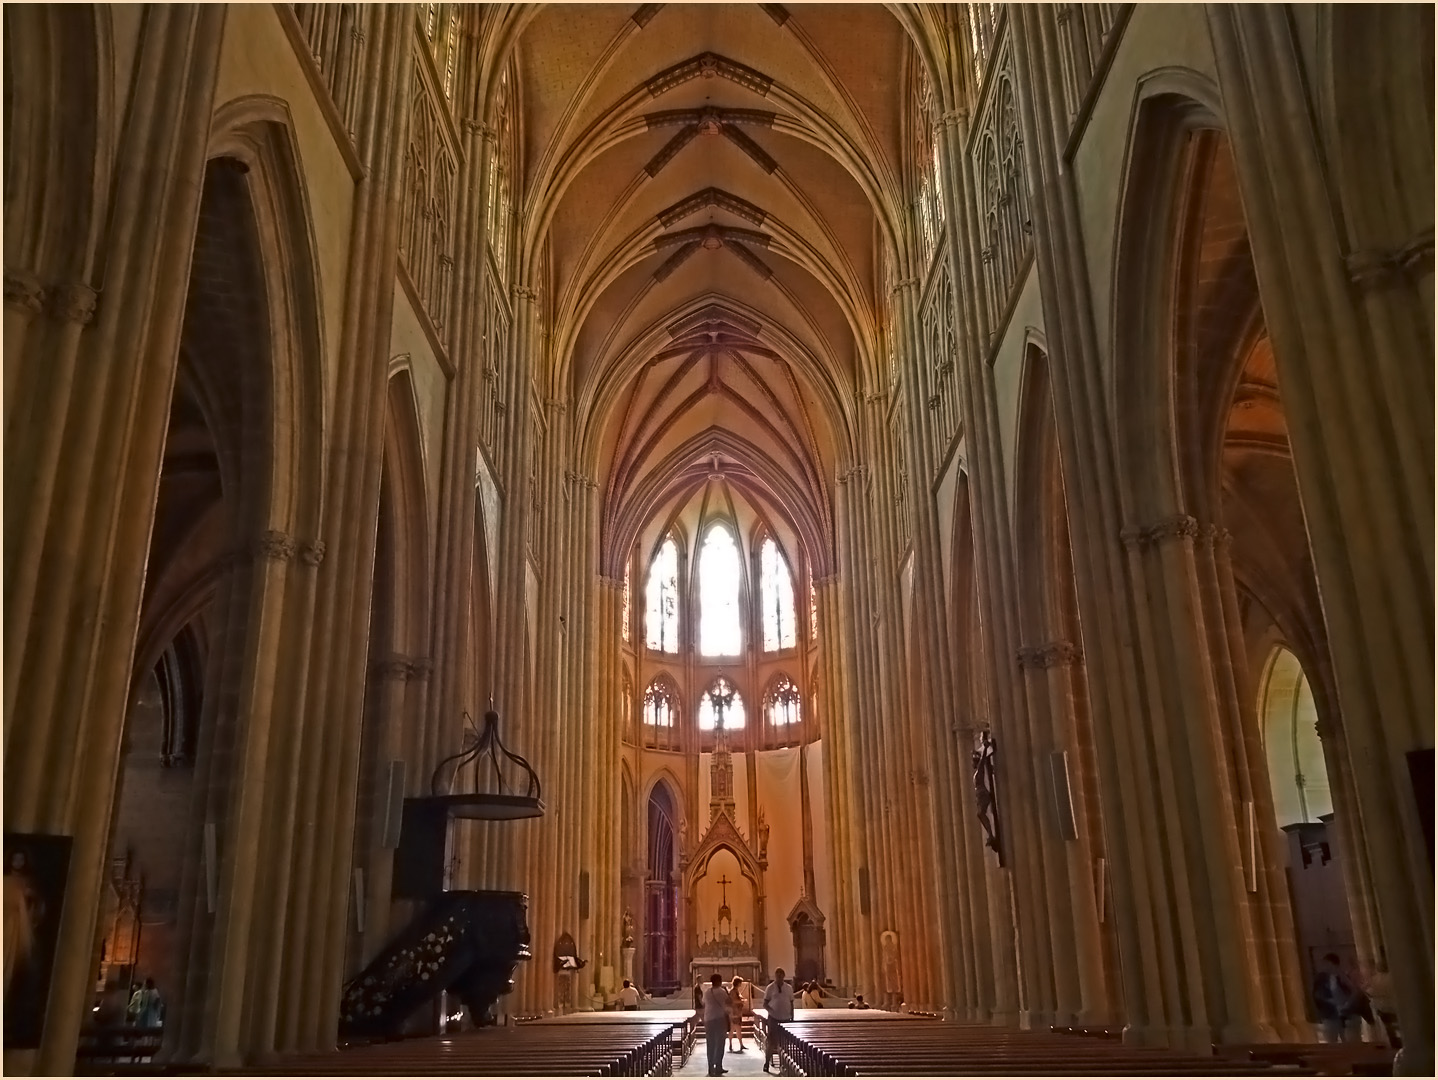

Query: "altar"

xmin=689 ymin=954 xmax=763 ymax=986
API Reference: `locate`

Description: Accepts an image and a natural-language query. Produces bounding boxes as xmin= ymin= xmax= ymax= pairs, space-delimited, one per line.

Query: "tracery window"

xmin=623 ymin=677 xmax=635 ymax=740
xmin=487 ymin=66 xmax=514 ymax=277
xmin=759 ymin=537 xmax=797 ymax=652
xmin=766 ymin=676 xmax=802 ymax=728
xmin=966 ymin=3 xmax=1001 ymax=88
xmin=643 ymin=680 xmax=676 ymax=728
xmin=698 ymin=678 xmax=746 ymax=731
xmin=810 ymin=581 xmax=819 ymax=641
xmin=645 ymin=535 xmax=680 ymax=653
xmin=914 ymin=68 xmax=945 ymax=263
xmin=698 ymin=524 xmax=742 ymax=657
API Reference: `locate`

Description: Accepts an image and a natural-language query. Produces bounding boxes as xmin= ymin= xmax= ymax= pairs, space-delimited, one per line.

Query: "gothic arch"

xmin=2 ymin=3 xmax=111 ymax=285
xmin=1109 ymin=70 xmax=1225 ymax=525
xmin=207 ymin=95 xmax=328 ymax=541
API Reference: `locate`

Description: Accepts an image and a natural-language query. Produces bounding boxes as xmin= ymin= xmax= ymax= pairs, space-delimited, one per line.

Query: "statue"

xmin=621 ymin=909 xmax=635 ymax=949
xmin=678 ymin=816 xmax=689 ymax=857
xmin=973 ymin=729 xmax=1002 ymax=862
xmin=880 ymin=929 xmax=902 ymax=1009
xmin=755 ymin=807 xmax=771 ymax=859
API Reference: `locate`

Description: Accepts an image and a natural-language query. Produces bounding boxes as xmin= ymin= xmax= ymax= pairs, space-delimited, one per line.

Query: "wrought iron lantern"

xmin=427 ymin=709 xmax=545 ymax=820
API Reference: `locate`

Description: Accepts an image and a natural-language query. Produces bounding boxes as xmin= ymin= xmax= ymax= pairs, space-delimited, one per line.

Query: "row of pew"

xmin=256 ymin=1010 xmax=693 ymax=1076
xmin=753 ymin=1009 xmax=1395 ymax=1076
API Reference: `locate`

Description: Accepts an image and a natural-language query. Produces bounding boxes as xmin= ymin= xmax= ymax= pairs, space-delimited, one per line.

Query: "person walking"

xmin=1312 ymin=953 xmax=1358 ymax=1043
xmin=760 ymin=967 xmax=794 ymax=1074
xmin=126 ymin=978 xmax=163 ymax=1028
xmin=703 ymin=973 xmax=731 ymax=1076
xmin=728 ymin=975 xmax=748 ymax=1051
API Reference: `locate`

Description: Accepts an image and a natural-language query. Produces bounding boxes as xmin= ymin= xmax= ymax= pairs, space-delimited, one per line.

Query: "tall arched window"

xmin=1259 ymin=647 xmax=1332 ymax=825
xmin=760 ymin=537 xmax=797 ymax=651
xmin=645 ymin=535 xmax=680 ymax=652
xmin=914 ymin=66 xmax=944 ymax=262
xmin=643 ymin=680 xmax=676 ymax=728
xmin=698 ymin=523 xmax=742 ymax=656
xmin=488 ymin=66 xmax=514 ymax=276
xmin=809 ymin=581 xmax=819 ymax=641
xmin=698 ymin=678 xmax=746 ymax=731
xmin=766 ymin=676 xmax=802 ymax=727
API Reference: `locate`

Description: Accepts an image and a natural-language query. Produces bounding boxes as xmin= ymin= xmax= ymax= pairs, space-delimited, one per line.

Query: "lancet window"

xmin=759 ymin=536 xmax=797 ymax=652
xmin=766 ymin=677 xmax=802 ymax=728
xmin=698 ymin=523 xmax=743 ymax=657
xmin=966 ymin=2 xmax=1001 ymax=88
xmin=698 ymin=678 xmax=746 ymax=731
xmin=645 ymin=535 xmax=680 ymax=653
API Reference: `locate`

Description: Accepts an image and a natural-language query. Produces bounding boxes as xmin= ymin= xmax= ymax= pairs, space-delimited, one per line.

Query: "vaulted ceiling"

xmin=501 ymin=3 xmax=922 ymax=577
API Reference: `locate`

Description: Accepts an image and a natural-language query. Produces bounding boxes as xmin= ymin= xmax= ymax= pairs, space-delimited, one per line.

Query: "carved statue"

xmin=972 ymin=729 xmax=1002 ymax=860
xmin=755 ymin=807 xmax=771 ymax=859
xmin=621 ymin=909 xmax=635 ymax=949
xmin=678 ymin=816 xmax=689 ymax=857
xmin=880 ymin=929 xmax=902 ymax=1001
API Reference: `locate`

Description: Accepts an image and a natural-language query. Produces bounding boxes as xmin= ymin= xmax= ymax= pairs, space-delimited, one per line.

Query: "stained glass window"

xmin=698 ymin=524 xmax=742 ymax=656
xmin=645 ymin=536 xmax=680 ymax=652
xmin=760 ymin=537 xmax=797 ymax=651
xmin=810 ymin=581 xmax=819 ymax=640
xmin=698 ymin=677 xmax=746 ymax=731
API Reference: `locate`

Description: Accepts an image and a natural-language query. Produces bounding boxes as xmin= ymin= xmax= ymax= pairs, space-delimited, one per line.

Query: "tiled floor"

xmin=677 ymin=1034 xmax=771 ymax=1077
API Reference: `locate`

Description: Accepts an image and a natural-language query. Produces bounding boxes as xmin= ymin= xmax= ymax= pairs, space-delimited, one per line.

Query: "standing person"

xmin=1312 ymin=953 xmax=1357 ymax=1043
xmin=703 ymin=973 xmax=731 ymax=1076
xmin=618 ymin=979 xmax=641 ymax=1011
xmin=127 ymin=978 xmax=163 ymax=1028
xmin=760 ymin=967 xmax=794 ymax=1074
xmin=728 ymin=975 xmax=748 ymax=1051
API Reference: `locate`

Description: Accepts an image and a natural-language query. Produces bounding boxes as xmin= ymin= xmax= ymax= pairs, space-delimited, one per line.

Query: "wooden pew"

xmin=1216 ymin=1042 xmax=1396 ymax=1076
xmin=756 ymin=1010 xmax=1316 ymax=1077
xmin=532 ymin=1009 xmax=698 ymax=1066
xmin=74 ymin=1026 xmax=164 ymax=1074
xmin=257 ymin=1021 xmax=675 ymax=1076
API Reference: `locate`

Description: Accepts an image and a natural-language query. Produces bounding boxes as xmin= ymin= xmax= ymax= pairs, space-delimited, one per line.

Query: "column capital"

xmin=513 ymin=284 xmax=538 ymax=303
xmin=253 ymin=529 xmax=297 ymax=562
xmin=890 ymin=277 xmax=919 ymax=295
xmin=4 ymin=269 xmax=45 ymax=315
xmin=299 ymin=540 xmax=327 ymax=566
xmin=51 ymin=282 xmax=98 ymax=325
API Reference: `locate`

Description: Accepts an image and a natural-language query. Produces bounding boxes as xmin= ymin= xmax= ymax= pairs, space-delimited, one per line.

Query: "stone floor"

xmin=677 ymin=1031 xmax=770 ymax=1077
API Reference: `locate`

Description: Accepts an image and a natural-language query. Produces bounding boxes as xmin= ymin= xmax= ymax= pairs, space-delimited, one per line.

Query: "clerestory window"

xmin=760 ymin=536 xmax=797 ymax=651
xmin=645 ymin=535 xmax=680 ymax=653
xmin=698 ymin=523 xmax=742 ymax=657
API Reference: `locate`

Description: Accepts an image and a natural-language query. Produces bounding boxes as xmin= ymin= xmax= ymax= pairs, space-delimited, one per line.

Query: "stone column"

xmin=1204 ymin=9 xmax=1432 ymax=1070
xmin=1 ymin=9 xmax=227 ymax=1074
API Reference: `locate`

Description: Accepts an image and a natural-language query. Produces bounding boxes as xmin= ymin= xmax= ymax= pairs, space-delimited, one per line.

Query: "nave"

xmin=3 ymin=2 xmax=1431 ymax=1077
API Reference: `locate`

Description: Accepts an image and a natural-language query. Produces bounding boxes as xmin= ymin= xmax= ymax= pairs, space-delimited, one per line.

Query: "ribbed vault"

xmin=507 ymin=2 xmax=922 ymax=574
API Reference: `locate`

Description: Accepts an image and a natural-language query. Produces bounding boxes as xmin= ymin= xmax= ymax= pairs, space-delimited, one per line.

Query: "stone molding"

xmin=1345 ymin=228 xmax=1434 ymax=292
xmin=374 ymin=653 xmax=433 ymax=682
xmin=1017 ymin=641 xmax=1083 ymax=669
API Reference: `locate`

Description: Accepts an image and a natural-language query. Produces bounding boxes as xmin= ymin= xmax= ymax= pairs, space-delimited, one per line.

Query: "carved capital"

xmin=51 ymin=283 xmax=98 ymax=325
xmin=254 ymin=530 xmax=297 ymax=562
xmin=512 ymin=285 xmax=537 ymax=302
xmin=939 ymin=108 xmax=967 ymax=130
xmin=300 ymin=540 xmax=327 ymax=566
xmin=408 ymin=657 xmax=434 ymax=680
xmin=890 ymin=277 xmax=919 ymax=296
xmin=4 ymin=270 xmax=45 ymax=315
xmin=926 ymin=394 xmax=941 ymax=411
xmin=1201 ymin=523 xmax=1232 ymax=549
xmin=1124 ymin=515 xmax=1201 ymax=549
xmin=1017 ymin=641 xmax=1083 ymax=669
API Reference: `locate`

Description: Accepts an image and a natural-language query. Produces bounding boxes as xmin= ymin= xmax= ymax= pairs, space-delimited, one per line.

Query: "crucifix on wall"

xmin=716 ymin=873 xmax=733 ymax=926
